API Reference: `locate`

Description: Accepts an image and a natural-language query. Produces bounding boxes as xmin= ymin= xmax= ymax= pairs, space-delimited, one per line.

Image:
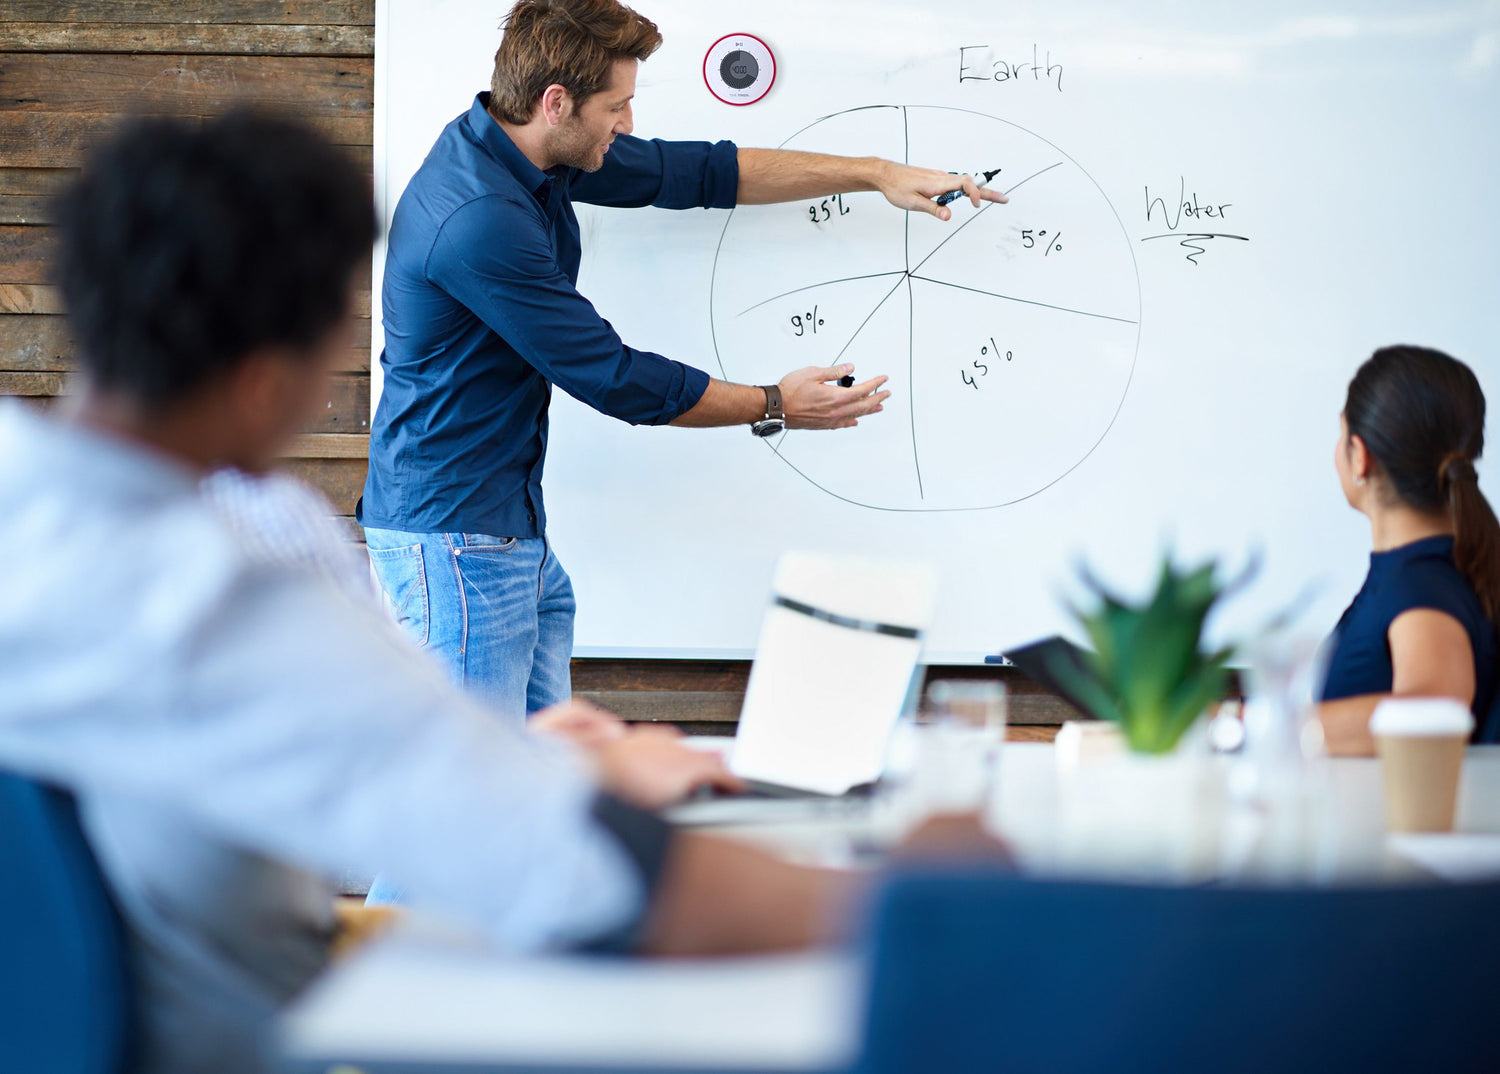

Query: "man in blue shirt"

xmin=360 ymin=0 xmax=1007 ymax=721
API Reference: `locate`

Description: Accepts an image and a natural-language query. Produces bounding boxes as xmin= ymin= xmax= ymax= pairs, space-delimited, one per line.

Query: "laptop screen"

xmin=729 ymin=553 xmax=936 ymax=796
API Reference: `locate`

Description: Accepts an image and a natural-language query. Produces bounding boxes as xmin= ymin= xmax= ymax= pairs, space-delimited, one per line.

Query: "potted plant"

xmin=1045 ymin=553 xmax=1251 ymax=880
xmin=1054 ymin=555 xmax=1245 ymax=753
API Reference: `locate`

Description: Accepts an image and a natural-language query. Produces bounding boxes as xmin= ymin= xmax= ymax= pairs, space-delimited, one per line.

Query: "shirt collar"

xmin=1371 ymin=533 xmax=1455 ymax=567
xmin=466 ymin=93 xmax=556 ymax=202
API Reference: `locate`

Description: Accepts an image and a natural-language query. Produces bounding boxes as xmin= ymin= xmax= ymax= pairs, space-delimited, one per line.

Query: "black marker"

xmin=838 ymin=373 xmax=855 ymax=388
xmin=935 ymin=167 xmax=1002 ymax=207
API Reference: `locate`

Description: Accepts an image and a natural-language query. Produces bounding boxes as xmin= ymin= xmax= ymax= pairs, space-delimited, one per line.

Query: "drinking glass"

xmin=911 ymin=680 xmax=1008 ymax=818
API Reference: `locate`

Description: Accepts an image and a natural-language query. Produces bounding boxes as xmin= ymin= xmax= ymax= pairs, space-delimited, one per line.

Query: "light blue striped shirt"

xmin=0 ymin=404 xmax=643 ymax=1074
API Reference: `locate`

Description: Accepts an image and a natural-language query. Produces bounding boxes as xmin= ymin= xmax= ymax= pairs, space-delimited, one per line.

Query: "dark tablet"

xmin=1000 ymin=636 xmax=1104 ymax=719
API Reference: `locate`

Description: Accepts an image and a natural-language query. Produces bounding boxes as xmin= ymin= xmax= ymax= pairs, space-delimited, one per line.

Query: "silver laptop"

xmin=725 ymin=552 xmax=937 ymax=798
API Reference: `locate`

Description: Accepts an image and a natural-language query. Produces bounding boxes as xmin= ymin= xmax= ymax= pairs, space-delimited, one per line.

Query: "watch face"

xmin=751 ymin=418 xmax=786 ymax=438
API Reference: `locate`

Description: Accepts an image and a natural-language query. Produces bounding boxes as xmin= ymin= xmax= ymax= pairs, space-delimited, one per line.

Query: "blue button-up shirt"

xmin=359 ymin=93 xmax=738 ymax=537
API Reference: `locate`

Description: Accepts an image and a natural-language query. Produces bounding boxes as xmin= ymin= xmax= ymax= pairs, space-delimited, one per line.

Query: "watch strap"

xmin=760 ymin=384 xmax=784 ymax=421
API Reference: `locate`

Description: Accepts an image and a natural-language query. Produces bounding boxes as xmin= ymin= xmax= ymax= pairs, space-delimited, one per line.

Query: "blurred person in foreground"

xmin=1318 ymin=345 xmax=1500 ymax=754
xmin=0 ymin=111 xmax=909 ymax=1074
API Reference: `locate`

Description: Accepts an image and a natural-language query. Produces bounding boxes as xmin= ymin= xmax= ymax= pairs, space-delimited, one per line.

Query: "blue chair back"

xmin=857 ymin=869 xmax=1500 ymax=1074
xmin=0 ymin=771 xmax=133 ymax=1074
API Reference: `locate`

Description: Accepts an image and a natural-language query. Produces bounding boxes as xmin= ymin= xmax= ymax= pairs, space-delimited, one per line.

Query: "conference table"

xmin=276 ymin=742 xmax=1500 ymax=1074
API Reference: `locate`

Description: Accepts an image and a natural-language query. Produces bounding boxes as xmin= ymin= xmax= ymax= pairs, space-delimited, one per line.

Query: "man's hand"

xmin=873 ymin=161 xmax=1008 ymax=222
xmin=594 ymin=727 xmax=745 ymax=811
xmin=780 ymin=364 xmax=890 ymax=430
xmin=530 ymin=699 xmax=629 ymax=752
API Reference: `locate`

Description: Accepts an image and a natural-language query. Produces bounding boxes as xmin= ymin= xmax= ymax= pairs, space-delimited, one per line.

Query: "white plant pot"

xmin=1054 ymin=749 xmax=1224 ymax=882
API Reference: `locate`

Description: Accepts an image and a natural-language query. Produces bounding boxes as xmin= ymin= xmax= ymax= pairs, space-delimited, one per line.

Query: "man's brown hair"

xmin=489 ymin=0 xmax=662 ymax=124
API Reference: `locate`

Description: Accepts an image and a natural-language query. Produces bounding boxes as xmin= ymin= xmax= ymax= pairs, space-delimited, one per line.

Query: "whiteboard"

xmin=375 ymin=0 xmax=1500 ymax=661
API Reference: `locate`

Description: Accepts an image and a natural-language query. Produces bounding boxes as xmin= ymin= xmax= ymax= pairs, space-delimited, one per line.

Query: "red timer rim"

xmin=703 ymin=32 xmax=776 ymax=106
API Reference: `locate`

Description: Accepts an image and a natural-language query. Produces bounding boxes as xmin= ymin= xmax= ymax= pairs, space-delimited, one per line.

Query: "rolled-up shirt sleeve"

xmin=428 ymin=194 xmax=709 ymax=426
xmin=571 ymin=135 xmax=739 ymax=210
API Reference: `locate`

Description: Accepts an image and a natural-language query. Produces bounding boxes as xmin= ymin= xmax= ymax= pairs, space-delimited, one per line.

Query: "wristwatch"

xmin=751 ymin=384 xmax=785 ymax=438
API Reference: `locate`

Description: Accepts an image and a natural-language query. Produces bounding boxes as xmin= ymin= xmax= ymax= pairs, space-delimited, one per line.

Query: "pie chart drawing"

xmin=709 ymin=105 xmax=1141 ymax=512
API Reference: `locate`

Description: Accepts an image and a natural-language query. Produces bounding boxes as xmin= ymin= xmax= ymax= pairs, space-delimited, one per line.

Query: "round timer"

xmin=703 ymin=33 xmax=776 ymax=106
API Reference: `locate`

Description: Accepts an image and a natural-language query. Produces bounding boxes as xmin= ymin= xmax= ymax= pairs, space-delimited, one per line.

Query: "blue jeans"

xmin=361 ymin=529 xmax=575 ymax=907
xmin=363 ymin=528 xmax=576 ymax=723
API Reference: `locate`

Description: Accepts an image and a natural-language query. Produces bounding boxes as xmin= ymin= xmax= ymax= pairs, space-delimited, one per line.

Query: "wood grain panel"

xmin=0 ymin=195 xmax=52 ymax=226
xmin=0 ymin=130 xmax=372 ymax=175
xmin=285 ymin=433 xmax=371 ymax=459
xmin=275 ymin=456 xmax=367 ymax=515
xmin=587 ymin=687 xmax=1084 ymax=726
xmin=0 ymin=284 xmax=368 ymax=319
xmin=303 ymin=374 xmax=370 ymax=434
xmin=0 ymin=284 xmax=63 ymax=314
xmin=0 ymin=168 xmax=75 ymax=197
xmin=1007 ymin=725 xmax=1062 ymax=744
xmin=0 ymin=225 xmax=54 ymax=285
xmin=338 ymin=345 xmax=371 ymax=373
xmin=0 ymin=365 xmax=365 ymax=432
xmin=0 ymin=55 xmax=373 ymax=117
xmin=0 ymin=370 xmax=67 ymax=396
xmin=571 ymin=659 xmax=753 ymax=695
xmin=0 ymin=314 xmax=70 ymax=370
xmin=591 ymin=689 xmax=1076 ymax=734
xmin=0 ymin=113 xmax=371 ymax=171
xmin=570 ymin=660 xmax=1087 ymax=728
xmin=0 ymin=2 xmax=373 ymax=25
xmin=582 ymin=690 xmax=743 ymax=723
xmin=0 ymin=314 xmax=368 ymax=371
xmin=0 ymin=23 xmax=373 ymax=56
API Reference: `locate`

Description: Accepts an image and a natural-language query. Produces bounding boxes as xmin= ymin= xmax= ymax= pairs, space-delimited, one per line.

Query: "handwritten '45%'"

xmin=963 ymin=337 xmax=1013 ymax=388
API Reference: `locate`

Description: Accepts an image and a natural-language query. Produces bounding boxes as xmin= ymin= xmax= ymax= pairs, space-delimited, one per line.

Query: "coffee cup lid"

xmin=1370 ymin=697 xmax=1475 ymax=737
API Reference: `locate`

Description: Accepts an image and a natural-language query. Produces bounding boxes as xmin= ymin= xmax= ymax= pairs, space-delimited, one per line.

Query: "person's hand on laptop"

xmin=596 ymin=726 xmax=745 ymax=811
xmin=530 ymin=698 xmax=629 ymax=751
xmin=532 ymin=701 xmax=744 ymax=809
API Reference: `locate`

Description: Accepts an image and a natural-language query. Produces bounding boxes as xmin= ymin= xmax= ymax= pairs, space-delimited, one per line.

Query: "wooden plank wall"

xmin=574 ymin=660 xmax=1080 ymax=741
xmin=1 ymin=2 xmax=1072 ymax=740
xmin=0 ymin=0 xmax=374 ymax=529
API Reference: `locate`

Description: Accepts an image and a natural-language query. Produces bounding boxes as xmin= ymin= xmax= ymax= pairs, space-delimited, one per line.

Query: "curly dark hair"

xmin=52 ymin=109 xmax=376 ymax=409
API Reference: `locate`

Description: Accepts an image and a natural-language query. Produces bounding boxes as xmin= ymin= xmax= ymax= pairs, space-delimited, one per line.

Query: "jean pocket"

xmin=458 ymin=533 xmax=520 ymax=554
xmin=367 ymin=543 xmax=430 ymax=647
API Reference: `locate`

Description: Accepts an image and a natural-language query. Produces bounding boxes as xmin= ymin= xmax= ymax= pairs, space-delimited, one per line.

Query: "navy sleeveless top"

xmin=1321 ymin=535 xmax=1499 ymax=742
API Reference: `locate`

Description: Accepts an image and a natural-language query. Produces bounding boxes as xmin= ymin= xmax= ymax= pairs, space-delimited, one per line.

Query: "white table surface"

xmin=667 ymin=742 xmax=1500 ymax=880
xmin=278 ymin=742 xmax=1500 ymax=1073
xmin=279 ymin=932 xmax=859 ymax=1073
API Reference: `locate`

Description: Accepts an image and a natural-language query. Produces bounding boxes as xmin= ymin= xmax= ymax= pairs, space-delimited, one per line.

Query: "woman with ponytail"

xmin=1319 ymin=345 xmax=1500 ymax=755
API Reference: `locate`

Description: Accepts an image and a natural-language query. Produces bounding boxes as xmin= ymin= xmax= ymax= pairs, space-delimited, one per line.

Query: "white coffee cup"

xmin=1369 ymin=697 xmax=1474 ymax=833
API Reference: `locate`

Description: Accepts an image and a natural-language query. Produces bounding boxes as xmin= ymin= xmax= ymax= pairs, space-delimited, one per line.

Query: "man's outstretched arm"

xmin=736 ymin=148 xmax=1008 ymax=220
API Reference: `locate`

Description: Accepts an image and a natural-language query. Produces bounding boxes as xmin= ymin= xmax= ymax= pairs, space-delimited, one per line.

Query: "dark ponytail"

xmin=1441 ymin=451 xmax=1500 ymax=620
xmin=1345 ymin=345 xmax=1500 ymax=619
